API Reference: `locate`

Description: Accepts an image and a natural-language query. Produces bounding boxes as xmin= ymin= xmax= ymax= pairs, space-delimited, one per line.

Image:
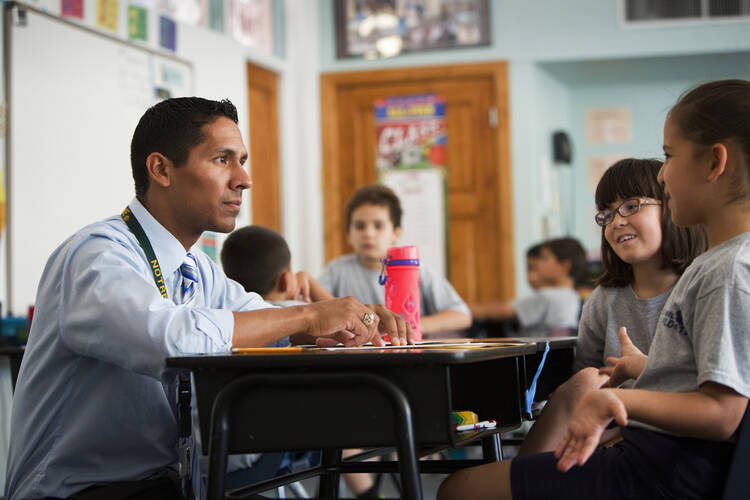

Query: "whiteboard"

xmin=8 ymin=6 xmax=193 ymax=312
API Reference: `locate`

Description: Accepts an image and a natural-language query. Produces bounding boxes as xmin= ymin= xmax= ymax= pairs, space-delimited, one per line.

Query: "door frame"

xmin=247 ymin=61 xmax=281 ymax=232
xmin=320 ymin=62 xmax=515 ymax=301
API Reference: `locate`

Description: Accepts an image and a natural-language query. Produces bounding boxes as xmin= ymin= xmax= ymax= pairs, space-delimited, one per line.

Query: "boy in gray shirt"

xmin=319 ymin=185 xmax=471 ymax=336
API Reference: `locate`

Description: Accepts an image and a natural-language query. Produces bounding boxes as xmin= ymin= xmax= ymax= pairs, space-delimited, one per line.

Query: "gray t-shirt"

xmin=512 ymin=287 xmax=581 ymax=338
xmin=631 ymin=232 xmax=750 ymax=432
xmin=574 ymin=284 xmax=672 ymax=373
xmin=318 ymin=254 xmax=471 ymax=317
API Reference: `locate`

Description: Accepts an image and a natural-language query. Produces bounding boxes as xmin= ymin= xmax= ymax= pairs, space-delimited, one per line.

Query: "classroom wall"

xmin=556 ymin=52 xmax=750 ymax=250
xmin=317 ymin=0 xmax=750 ymax=297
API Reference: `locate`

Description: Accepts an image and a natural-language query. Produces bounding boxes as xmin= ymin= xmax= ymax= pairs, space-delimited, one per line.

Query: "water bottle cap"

xmin=386 ymin=245 xmax=419 ymax=261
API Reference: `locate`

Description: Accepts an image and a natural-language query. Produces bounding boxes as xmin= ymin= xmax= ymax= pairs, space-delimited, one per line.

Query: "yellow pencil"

xmin=231 ymin=347 xmax=305 ymax=354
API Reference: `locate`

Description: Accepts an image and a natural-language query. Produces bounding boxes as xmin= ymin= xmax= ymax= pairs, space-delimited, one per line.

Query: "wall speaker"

xmin=552 ymin=131 xmax=572 ymax=165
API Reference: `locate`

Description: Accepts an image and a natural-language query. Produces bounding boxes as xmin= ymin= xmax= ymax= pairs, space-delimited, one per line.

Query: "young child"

xmin=471 ymin=237 xmax=586 ymax=337
xmin=524 ymin=243 xmax=545 ymax=291
xmin=221 ymin=225 xmax=334 ymax=307
xmin=319 ymin=184 xmax=472 ymax=335
xmin=518 ymin=158 xmax=707 ymax=456
xmin=438 ymin=79 xmax=750 ymax=500
xmin=220 ymin=225 xmax=382 ymax=498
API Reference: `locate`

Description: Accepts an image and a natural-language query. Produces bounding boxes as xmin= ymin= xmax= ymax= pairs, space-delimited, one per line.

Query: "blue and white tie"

xmin=180 ymin=253 xmax=198 ymax=306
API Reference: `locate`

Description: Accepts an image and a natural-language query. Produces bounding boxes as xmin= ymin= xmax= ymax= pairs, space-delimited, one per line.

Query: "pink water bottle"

xmin=379 ymin=245 xmax=421 ymax=341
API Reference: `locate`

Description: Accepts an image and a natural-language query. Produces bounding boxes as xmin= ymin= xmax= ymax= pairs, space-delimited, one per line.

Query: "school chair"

xmin=225 ymin=452 xmax=311 ymax=498
xmin=722 ymin=404 xmax=750 ymax=500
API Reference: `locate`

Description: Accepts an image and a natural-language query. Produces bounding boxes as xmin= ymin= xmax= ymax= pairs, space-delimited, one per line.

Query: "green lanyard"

xmin=121 ymin=206 xmax=168 ymax=299
xmin=122 ymin=205 xmax=194 ymax=488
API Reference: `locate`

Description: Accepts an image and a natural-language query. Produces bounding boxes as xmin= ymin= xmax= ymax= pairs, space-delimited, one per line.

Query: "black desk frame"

xmin=168 ymin=341 xmax=573 ymax=500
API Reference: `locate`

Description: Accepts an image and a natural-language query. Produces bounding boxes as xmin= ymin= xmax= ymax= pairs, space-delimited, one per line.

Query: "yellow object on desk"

xmin=231 ymin=347 xmax=305 ymax=354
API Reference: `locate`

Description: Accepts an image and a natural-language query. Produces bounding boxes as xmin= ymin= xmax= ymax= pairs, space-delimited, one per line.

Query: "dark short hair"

xmin=526 ymin=243 xmax=543 ymax=259
xmin=669 ymin=79 xmax=750 ymax=201
xmin=595 ymin=158 xmax=707 ymax=287
xmin=540 ymin=237 xmax=587 ymax=287
xmin=130 ymin=97 xmax=239 ymax=198
xmin=220 ymin=225 xmax=291 ymax=296
xmin=345 ymin=184 xmax=403 ymax=229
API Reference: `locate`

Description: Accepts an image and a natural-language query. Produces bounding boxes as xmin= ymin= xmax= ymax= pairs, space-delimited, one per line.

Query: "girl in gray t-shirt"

xmin=519 ymin=158 xmax=706 ymax=456
xmin=439 ymin=80 xmax=750 ymax=500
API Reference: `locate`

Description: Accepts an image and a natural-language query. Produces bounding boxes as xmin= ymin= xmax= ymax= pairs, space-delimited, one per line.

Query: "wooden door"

xmin=247 ymin=62 xmax=281 ymax=231
xmin=321 ymin=62 xmax=514 ymax=303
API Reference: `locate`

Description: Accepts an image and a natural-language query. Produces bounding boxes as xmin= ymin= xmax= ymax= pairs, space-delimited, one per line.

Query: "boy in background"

xmin=221 ymin=225 xmax=333 ymax=307
xmin=220 ymin=225 xmax=381 ymax=498
xmin=524 ymin=243 xmax=545 ymax=291
xmin=471 ymin=237 xmax=586 ymax=337
xmin=319 ymin=184 xmax=472 ymax=336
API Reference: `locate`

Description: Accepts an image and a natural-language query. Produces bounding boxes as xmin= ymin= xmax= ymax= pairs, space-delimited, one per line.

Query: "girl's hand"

xmin=554 ymin=389 xmax=627 ymax=472
xmin=599 ymin=327 xmax=648 ymax=387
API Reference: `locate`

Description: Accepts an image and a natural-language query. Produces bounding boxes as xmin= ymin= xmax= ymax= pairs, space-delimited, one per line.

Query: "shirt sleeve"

xmin=692 ymin=284 xmax=750 ymax=398
xmin=419 ymin=266 xmax=471 ymax=317
xmin=573 ymin=287 xmax=608 ymax=371
xmin=57 ymin=234 xmax=264 ymax=379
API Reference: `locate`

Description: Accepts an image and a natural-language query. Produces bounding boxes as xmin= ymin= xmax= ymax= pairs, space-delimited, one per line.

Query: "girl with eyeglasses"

xmin=440 ymin=79 xmax=750 ymax=500
xmin=516 ymin=158 xmax=707 ymax=458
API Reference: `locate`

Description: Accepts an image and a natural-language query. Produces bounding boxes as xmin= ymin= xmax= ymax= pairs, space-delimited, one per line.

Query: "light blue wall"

xmin=544 ymin=52 xmax=750 ymax=252
xmin=509 ymin=62 xmax=577 ymax=295
xmin=321 ymin=0 xmax=750 ymax=71
xmin=273 ymin=0 xmax=286 ymax=58
xmin=319 ymin=0 xmax=750 ymax=297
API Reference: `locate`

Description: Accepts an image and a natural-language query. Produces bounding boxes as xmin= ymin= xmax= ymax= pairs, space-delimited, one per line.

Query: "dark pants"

xmin=46 ymin=471 xmax=185 ymax=500
xmin=511 ymin=427 xmax=734 ymax=500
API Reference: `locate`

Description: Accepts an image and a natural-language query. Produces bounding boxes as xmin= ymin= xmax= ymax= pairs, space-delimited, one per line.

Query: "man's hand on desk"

xmin=233 ymin=297 xmax=413 ymax=348
xmin=302 ymin=297 xmax=409 ymax=347
xmin=370 ymin=303 xmax=414 ymax=346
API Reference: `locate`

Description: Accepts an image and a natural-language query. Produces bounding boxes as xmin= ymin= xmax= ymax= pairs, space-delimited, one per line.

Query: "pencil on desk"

xmin=231 ymin=347 xmax=305 ymax=354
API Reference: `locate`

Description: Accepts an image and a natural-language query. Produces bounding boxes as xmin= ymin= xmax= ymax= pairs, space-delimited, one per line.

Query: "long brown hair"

xmin=595 ymin=158 xmax=707 ymax=287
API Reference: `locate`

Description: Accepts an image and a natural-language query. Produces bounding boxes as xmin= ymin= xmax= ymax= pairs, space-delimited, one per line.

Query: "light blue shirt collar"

xmin=128 ymin=197 xmax=197 ymax=278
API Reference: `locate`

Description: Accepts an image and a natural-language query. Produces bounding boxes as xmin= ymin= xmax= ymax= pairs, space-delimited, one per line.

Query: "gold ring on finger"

xmin=362 ymin=312 xmax=375 ymax=326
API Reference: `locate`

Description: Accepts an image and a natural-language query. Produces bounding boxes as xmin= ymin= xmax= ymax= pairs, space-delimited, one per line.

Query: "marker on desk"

xmin=231 ymin=347 xmax=305 ymax=354
xmin=455 ymin=420 xmax=497 ymax=432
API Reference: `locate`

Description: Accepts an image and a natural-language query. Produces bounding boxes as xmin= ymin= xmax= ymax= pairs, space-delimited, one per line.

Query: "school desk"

xmin=166 ymin=338 xmax=576 ymax=500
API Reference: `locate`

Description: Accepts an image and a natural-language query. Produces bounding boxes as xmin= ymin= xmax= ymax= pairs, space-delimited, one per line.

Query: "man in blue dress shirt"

xmin=4 ymin=97 xmax=411 ymax=499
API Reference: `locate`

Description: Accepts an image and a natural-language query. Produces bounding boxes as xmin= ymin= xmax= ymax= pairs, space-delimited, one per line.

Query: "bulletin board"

xmin=5 ymin=2 xmax=193 ymax=312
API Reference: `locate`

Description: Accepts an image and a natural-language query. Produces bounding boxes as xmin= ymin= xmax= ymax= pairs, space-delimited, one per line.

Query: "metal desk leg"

xmin=482 ymin=433 xmax=503 ymax=461
xmin=205 ymin=372 xmax=423 ymax=500
xmin=318 ymin=448 xmax=341 ymax=498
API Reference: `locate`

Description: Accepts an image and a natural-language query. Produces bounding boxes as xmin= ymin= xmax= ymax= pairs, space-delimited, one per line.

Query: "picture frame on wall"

xmin=335 ymin=0 xmax=491 ymax=59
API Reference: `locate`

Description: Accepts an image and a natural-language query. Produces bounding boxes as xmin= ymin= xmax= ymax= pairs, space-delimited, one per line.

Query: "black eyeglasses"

xmin=595 ymin=197 xmax=663 ymax=227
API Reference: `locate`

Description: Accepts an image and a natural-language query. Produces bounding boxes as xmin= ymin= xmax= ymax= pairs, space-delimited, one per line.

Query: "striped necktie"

xmin=180 ymin=253 xmax=198 ymax=305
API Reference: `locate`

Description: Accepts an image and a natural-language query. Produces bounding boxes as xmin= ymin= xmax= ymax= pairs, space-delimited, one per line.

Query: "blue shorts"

xmin=510 ymin=427 xmax=733 ymax=500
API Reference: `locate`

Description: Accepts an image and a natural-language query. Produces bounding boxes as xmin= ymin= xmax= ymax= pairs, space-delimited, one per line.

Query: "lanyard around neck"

xmin=122 ymin=206 xmax=193 ymax=463
xmin=121 ymin=206 xmax=169 ymax=299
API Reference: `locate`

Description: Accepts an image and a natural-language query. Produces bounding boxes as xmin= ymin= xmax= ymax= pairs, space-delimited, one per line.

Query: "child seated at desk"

xmin=319 ymin=184 xmax=472 ymax=337
xmin=221 ymin=225 xmax=334 ymax=307
xmin=518 ymin=158 xmax=707 ymax=456
xmin=471 ymin=237 xmax=586 ymax=337
xmin=439 ymin=79 xmax=749 ymax=500
xmin=221 ymin=224 xmax=382 ymax=498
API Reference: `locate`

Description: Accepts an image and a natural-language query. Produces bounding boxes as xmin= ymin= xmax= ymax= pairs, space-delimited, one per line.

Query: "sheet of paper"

xmin=585 ymin=107 xmax=632 ymax=144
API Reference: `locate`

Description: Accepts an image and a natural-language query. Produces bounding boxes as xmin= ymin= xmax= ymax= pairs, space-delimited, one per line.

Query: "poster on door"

xmin=375 ymin=94 xmax=447 ymax=278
